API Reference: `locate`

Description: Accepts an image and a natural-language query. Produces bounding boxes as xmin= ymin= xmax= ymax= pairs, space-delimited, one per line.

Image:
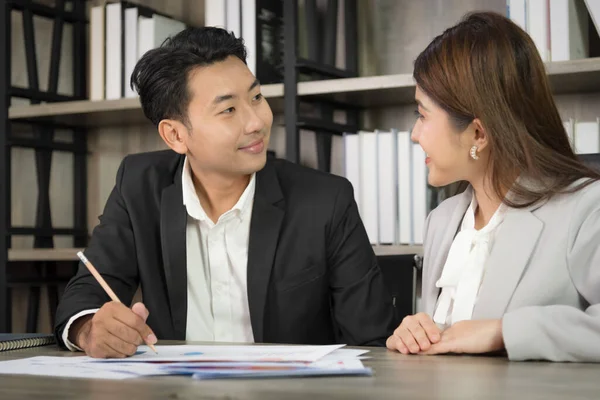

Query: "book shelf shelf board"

xmin=8 ymin=248 xmax=83 ymax=262
xmin=548 ymin=70 xmax=600 ymax=94
xmin=8 ymin=85 xmax=285 ymax=128
xmin=373 ymin=245 xmax=423 ymax=256
xmin=6 ymin=245 xmax=421 ymax=261
xmin=9 ymin=58 xmax=600 ymax=127
xmin=300 ymin=73 xmax=416 ymax=107
xmin=9 ymin=97 xmax=145 ymax=127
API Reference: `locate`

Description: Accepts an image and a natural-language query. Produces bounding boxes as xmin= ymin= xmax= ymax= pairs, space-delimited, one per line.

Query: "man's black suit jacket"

xmin=55 ymin=150 xmax=395 ymax=347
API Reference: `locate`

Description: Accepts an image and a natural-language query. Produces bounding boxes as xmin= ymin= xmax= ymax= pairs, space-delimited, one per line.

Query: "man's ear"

xmin=158 ymin=119 xmax=189 ymax=154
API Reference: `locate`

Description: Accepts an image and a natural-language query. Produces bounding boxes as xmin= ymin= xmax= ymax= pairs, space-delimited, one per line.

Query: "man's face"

xmin=180 ymin=55 xmax=273 ymax=178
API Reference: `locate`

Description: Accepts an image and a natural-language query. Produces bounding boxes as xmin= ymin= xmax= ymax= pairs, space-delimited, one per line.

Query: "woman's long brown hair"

xmin=413 ymin=11 xmax=600 ymax=208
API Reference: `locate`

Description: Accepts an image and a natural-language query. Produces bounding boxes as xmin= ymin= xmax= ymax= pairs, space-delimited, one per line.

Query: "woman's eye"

xmin=414 ymin=109 xmax=423 ymax=119
xmin=222 ymin=107 xmax=235 ymax=114
xmin=253 ymin=93 xmax=263 ymax=101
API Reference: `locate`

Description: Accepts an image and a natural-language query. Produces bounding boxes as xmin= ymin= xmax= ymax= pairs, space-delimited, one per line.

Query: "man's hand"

xmin=422 ymin=319 xmax=504 ymax=355
xmin=386 ymin=313 xmax=442 ymax=354
xmin=69 ymin=302 xmax=157 ymax=358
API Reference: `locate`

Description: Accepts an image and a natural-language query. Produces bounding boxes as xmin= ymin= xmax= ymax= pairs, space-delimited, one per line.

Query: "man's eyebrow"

xmin=211 ymin=80 xmax=260 ymax=106
xmin=212 ymin=93 xmax=235 ymax=106
xmin=249 ymin=79 xmax=260 ymax=91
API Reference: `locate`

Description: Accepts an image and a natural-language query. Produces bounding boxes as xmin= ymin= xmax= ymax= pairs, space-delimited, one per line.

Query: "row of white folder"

xmin=343 ymin=130 xmax=427 ymax=246
xmin=342 ymin=120 xmax=600 ymax=246
xmin=89 ymin=2 xmax=186 ymax=101
xmin=564 ymin=118 xmax=600 ymax=154
xmin=204 ymin=0 xmax=265 ymax=81
xmin=507 ymin=0 xmax=600 ymax=62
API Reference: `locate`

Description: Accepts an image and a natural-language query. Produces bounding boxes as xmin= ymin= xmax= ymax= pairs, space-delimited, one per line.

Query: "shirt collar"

xmin=181 ymin=156 xmax=256 ymax=222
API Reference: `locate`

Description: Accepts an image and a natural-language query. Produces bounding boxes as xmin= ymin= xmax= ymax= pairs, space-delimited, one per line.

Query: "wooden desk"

xmin=1 ymin=341 xmax=599 ymax=399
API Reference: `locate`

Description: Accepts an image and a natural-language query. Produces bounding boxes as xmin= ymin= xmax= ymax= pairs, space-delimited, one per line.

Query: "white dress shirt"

xmin=63 ymin=157 xmax=255 ymax=350
xmin=433 ymin=193 xmax=507 ymax=328
xmin=182 ymin=157 xmax=255 ymax=342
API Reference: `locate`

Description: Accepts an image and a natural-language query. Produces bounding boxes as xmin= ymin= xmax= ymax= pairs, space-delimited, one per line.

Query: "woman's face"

xmin=412 ymin=85 xmax=481 ymax=187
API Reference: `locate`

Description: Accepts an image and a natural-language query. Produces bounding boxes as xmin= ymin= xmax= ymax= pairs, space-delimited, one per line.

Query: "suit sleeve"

xmin=54 ymin=157 xmax=140 ymax=348
xmin=326 ymin=180 xmax=395 ymax=346
xmin=502 ymin=188 xmax=600 ymax=362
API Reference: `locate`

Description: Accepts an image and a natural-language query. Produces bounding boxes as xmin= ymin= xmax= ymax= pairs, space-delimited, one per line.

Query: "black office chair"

xmin=578 ymin=153 xmax=600 ymax=171
xmin=377 ymin=254 xmax=421 ymax=327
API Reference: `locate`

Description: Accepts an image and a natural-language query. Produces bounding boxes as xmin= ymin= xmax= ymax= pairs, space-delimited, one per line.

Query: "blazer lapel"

xmin=472 ymin=208 xmax=543 ymax=319
xmin=246 ymin=160 xmax=284 ymax=342
xmin=423 ymin=188 xmax=472 ymax=316
xmin=160 ymin=158 xmax=188 ymax=339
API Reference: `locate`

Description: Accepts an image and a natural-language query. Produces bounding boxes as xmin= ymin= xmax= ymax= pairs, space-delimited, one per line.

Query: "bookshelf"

xmin=7 ymin=245 xmax=423 ymax=262
xmin=7 ymin=248 xmax=84 ymax=262
xmin=8 ymin=56 xmax=600 ymax=262
xmin=6 ymin=0 xmax=600 ymax=333
xmin=10 ymin=57 xmax=600 ymax=127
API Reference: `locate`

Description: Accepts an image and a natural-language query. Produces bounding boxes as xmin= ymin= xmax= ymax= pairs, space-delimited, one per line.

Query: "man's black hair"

xmin=131 ymin=27 xmax=247 ymax=127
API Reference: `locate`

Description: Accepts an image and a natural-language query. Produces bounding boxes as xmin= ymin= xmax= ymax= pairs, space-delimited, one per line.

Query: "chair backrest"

xmin=578 ymin=153 xmax=600 ymax=172
xmin=376 ymin=254 xmax=417 ymax=326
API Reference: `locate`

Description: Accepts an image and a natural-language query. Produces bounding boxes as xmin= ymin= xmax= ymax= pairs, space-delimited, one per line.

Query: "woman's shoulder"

xmin=533 ymin=178 xmax=600 ymax=232
xmin=548 ymin=178 xmax=600 ymax=209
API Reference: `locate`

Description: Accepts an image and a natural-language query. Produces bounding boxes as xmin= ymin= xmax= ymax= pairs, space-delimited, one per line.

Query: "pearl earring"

xmin=470 ymin=145 xmax=479 ymax=160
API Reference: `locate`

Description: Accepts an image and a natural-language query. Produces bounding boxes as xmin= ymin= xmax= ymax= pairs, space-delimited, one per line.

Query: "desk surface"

xmin=1 ymin=341 xmax=599 ymax=399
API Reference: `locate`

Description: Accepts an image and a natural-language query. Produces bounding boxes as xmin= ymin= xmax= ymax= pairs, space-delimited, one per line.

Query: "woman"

xmin=386 ymin=11 xmax=600 ymax=362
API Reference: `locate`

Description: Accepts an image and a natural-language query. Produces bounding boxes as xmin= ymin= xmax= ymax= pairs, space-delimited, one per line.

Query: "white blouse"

xmin=433 ymin=193 xmax=507 ymax=328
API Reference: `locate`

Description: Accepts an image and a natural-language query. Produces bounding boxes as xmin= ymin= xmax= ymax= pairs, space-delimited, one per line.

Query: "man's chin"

xmin=239 ymin=154 xmax=268 ymax=175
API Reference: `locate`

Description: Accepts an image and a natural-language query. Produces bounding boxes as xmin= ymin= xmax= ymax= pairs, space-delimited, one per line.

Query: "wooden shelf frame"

xmin=8 ymin=248 xmax=84 ymax=262
xmin=7 ymin=245 xmax=422 ymax=261
xmin=9 ymin=57 xmax=600 ymax=128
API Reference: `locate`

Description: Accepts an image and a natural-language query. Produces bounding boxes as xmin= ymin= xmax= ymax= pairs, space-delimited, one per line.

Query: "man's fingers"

xmin=104 ymin=331 xmax=138 ymax=357
xmin=131 ymin=302 xmax=149 ymax=321
xmin=87 ymin=338 xmax=126 ymax=359
xmin=106 ymin=319 xmax=145 ymax=346
xmin=112 ymin=305 xmax=156 ymax=345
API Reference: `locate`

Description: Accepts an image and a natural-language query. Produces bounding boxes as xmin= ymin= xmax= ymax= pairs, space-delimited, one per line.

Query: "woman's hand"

xmin=386 ymin=312 xmax=442 ymax=354
xmin=421 ymin=319 xmax=505 ymax=355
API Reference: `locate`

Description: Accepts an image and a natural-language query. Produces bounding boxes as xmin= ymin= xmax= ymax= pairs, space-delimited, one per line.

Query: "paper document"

xmin=160 ymin=358 xmax=372 ymax=380
xmin=0 ymin=344 xmax=369 ymax=381
xmin=90 ymin=344 xmax=345 ymax=363
xmin=0 ymin=356 xmax=169 ymax=380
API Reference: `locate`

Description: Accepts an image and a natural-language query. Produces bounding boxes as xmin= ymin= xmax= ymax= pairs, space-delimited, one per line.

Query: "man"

xmin=55 ymin=27 xmax=394 ymax=358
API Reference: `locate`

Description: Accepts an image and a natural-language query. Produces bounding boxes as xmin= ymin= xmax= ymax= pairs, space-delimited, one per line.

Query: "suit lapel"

xmin=246 ymin=160 xmax=284 ymax=342
xmin=160 ymin=157 xmax=187 ymax=339
xmin=423 ymin=188 xmax=472 ymax=316
xmin=472 ymin=208 xmax=543 ymax=319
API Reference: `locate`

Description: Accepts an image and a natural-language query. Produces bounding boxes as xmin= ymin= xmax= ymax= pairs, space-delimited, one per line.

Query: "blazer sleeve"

xmin=325 ymin=180 xmax=396 ymax=346
xmin=54 ymin=157 xmax=140 ymax=348
xmin=502 ymin=187 xmax=600 ymax=362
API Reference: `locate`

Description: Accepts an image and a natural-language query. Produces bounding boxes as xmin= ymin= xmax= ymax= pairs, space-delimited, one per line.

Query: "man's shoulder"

xmin=121 ymin=149 xmax=183 ymax=170
xmin=269 ymin=157 xmax=352 ymax=193
xmin=118 ymin=149 xmax=183 ymax=187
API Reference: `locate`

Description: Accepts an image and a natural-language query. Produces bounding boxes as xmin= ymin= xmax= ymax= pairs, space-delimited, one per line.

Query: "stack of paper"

xmin=0 ymin=344 xmax=372 ymax=380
